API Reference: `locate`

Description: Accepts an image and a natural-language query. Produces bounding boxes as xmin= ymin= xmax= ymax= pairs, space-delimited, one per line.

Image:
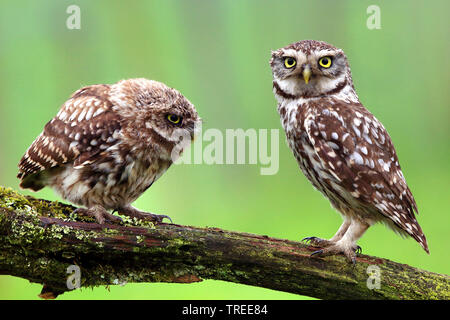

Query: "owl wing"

xmin=17 ymin=85 xmax=122 ymax=190
xmin=303 ymin=103 xmax=428 ymax=252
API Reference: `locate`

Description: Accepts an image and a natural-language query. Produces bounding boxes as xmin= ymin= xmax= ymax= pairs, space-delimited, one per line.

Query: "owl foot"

xmin=302 ymin=236 xmax=335 ymax=247
xmin=73 ymin=206 xmax=123 ymax=224
xmin=118 ymin=206 xmax=173 ymax=224
xmin=310 ymin=243 xmax=362 ymax=264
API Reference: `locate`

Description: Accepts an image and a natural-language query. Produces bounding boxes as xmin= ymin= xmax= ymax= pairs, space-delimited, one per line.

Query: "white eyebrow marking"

xmin=315 ymin=49 xmax=339 ymax=57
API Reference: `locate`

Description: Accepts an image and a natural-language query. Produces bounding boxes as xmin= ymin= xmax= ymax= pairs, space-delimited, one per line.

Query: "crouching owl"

xmin=18 ymin=78 xmax=200 ymax=224
xmin=270 ymin=40 xmax=428 ymax=262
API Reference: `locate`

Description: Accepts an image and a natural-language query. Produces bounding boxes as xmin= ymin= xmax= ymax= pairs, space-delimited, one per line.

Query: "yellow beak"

xmin=302 ymin=65 xmax=311 ymax=84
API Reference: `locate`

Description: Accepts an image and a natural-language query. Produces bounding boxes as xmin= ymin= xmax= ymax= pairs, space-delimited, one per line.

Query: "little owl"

xmin=270 ymin=40 xmax=428 ymax=262
xmin=18 ymin=78 xmax=200 ymax=224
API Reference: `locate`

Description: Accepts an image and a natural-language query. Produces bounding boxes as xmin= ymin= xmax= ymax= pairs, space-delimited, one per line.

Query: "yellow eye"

xmin=318 ymin=56 xmax=332 ymax=68
xmin=284 ymin=57 xmax=296 ymax=68
xmin=167 ymin=114 xmax=182 ymax=125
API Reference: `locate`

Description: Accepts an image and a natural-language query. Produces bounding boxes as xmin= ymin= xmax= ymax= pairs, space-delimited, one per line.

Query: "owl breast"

xmin=278 ymin=100 xmax=358 ymax=215
xmin=49 ymin=146 xmax=171 ymax=210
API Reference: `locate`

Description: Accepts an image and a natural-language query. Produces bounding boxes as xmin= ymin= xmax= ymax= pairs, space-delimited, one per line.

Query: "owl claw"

xmin=73 ymin=206 xmax=123 ymax=224
xmin=302 ymin=236 xmax=316 ymax=243
xmin=310 ymin=249 xmax=324 ymax=256
xmin=309 ymin=243 xmax=361 ymax=263
xmin=151 ymin=214 xmax=173 ymax=224
xmin=302 ymin=236 xmax=334 ymax=247
xmin=137 ymin=213 xmax=172 ymax=224
xmin=118 ymin=206 xmax=173 ymax=224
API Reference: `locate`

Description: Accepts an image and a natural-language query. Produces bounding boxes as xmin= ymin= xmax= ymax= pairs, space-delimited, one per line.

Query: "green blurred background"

xmin=0 ymin=0 xmax=449 ymax=299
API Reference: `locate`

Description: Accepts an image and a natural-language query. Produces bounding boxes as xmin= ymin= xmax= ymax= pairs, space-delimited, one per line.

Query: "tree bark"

xmin=0 ymin=186 xmax=448 ymax=299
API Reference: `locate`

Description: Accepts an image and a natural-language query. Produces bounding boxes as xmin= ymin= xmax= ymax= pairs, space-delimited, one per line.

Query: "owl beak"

xmin=302 ymin=65 xmax=311 ymax=84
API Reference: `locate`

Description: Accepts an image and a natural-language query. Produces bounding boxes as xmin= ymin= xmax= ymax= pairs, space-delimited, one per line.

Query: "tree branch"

xmin=0 ymin=186 xmax=448 ymax=299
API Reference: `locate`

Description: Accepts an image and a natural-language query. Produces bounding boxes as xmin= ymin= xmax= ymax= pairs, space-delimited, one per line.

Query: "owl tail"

xmin=410 ymin=221 xmax=429 ymax=254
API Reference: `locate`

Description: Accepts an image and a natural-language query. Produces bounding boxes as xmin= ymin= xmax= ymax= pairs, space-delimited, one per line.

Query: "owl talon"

xmin=310 ymin=249 xmax=324 ymax=257
xmin=118 ymin=206 xmax=173 ymax=224
xmin=137 ymin=213 xmax=172 ymax=224
xmin=302 ymin=236 xmax=334 ymax=247
xmin=309 ymin=243 xmax=359 ymax=263
xmin=73 ymin=206 xmax=123 ymax=224
xmin=150 ymin=214 xmax=173 ymax=224
xmin=302 ymin=236 xmax=316 ymax=243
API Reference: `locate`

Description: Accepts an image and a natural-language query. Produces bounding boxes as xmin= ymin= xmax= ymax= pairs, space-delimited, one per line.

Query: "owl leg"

xmin=310 ymin=219 xmax=369 ymax=263
xmin=302 ymin=218 xmax=351 ymax=247
xmin=118 ymin=205 xmax=173 ymax=224
xmin=74 ymin=205 xmax=123 ymax=224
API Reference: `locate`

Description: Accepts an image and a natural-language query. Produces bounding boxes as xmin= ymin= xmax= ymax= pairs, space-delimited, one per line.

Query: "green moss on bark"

xmin=0 ymin=186 xmax=449 ymax=299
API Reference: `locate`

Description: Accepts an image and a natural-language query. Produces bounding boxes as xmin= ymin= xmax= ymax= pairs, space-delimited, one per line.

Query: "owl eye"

xmin=167 ymin=114 xmax=182 ymax=125
xmin=284 ymin=57 xmax=297 ymax=69
xmin=318 ymin=56 xmax=332 ymax=68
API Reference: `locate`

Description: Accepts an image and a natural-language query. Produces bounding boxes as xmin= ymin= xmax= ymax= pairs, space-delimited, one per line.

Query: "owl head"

xmin=270 ymin=40 xmax=356 ymax=100
xmin=110 ymin=78 xmax=201 ymax=146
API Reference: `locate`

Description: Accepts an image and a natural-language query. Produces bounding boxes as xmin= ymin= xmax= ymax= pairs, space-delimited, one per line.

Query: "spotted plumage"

xmin=270 ymin=40 xmax=428 ymax=261
xmin=18 ymin=78 xmax=200 ymax=223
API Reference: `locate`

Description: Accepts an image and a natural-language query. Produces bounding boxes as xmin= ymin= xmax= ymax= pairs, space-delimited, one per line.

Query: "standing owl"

xmin=270 ymin=40 xmax=428 ymax=262
xmin=18 ymin=78 xmax=200 ymax=224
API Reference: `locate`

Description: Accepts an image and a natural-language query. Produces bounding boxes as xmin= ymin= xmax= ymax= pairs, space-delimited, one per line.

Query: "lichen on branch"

xmin=0 ymin=186 xmax=449 ymax=299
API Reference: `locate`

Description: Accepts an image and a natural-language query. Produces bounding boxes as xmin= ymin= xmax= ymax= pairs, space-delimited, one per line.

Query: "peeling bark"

xmin=0 ymin=186 xmax=448 ymax=299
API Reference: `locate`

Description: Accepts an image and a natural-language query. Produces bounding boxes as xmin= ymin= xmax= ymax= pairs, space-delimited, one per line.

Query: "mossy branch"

xmin=0 ymin=187 xmax=448 ymax=300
